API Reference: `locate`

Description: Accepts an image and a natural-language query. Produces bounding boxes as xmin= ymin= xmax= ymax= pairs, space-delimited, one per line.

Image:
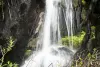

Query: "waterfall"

xmin=43 ymin=0 xmax=62 ymax=50
xmin=21 ymin=0 xmax=74 ymax=67
xmin=63 ymin=0 xmax=74 ymax=49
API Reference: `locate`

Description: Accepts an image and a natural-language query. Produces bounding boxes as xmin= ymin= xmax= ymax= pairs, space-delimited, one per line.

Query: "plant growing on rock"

xmin=72 ymin=48 xmax=100 ymax=67
xmin=0 ymin=36 xmax=18 ymax=67
xmin=62 ymin=31 xmax=85 ymax=48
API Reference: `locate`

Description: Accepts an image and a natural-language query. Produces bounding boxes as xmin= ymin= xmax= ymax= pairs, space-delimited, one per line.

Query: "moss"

xmin=0 ymin=0 xmax=3 ymax=6
xmin=27 ymin=38 xmax=37 ymax=49
xmin=81 ymin=8 xmax=86 ymax=21
xmin=82 ymin=0 xmax=86 ymax=5
xmin=25 ymin=50 xmax=32 ymax=57
xmin=73 ymin=0 xmax=78 ymax=8
xmin=91 ymin=26 xmax=96 ymax=39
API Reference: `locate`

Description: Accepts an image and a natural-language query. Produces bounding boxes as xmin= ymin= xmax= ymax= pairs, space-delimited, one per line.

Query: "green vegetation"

xmin=73 ymin=0 xmax=78 ymax=8
xmin=0 ymin=36 xmax=18 ymax=67
xmin=81 ymin=8 xmax=86 ymax=21
xmin=73 ymin=0 xmax=86 ymax=8
xmin=71 ymin=48 xmax=99 ymax=67
xmin=0 ymin=0 xmax=3 ymax=6
xmin=82 ymin=0 xmax=86 ymax=5
xmin=25 ymin=50 xmax=32 ymax=57
xmin=62 ymin=31 xmax=85 ymax=48
xmin=62 ymin=26 xmax=95 ymax=49
xmin=91 ymin=26 xmax=95 ymax=39
xmin=0 ymin=61 xmax=18 ymax=67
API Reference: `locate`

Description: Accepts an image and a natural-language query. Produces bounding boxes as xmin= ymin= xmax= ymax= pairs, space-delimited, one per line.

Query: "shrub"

xmin=62 ymin=31 xmax=85 ymax=48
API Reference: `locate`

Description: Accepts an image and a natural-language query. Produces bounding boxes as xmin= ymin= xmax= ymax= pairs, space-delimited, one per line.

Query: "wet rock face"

xmin=0 ymin=0 xmax=44 ymax=64
xmin=93 ymin=0 xmax=100 ymax=48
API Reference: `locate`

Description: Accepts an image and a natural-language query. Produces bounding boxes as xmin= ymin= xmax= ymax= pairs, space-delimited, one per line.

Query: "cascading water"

xmin=22 ymin=0 xmax=74 ymax=67
xmin=63 ymin=0 xmax=74 ymax=49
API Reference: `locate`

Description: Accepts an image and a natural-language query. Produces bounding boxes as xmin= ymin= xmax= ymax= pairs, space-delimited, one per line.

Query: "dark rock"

xmin=0 ymin=0 xmax=45 ymax=65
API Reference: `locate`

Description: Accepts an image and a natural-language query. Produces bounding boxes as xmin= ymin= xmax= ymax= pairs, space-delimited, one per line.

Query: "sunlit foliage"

xmin=62 ymin=31 xmax=85 ymax=48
